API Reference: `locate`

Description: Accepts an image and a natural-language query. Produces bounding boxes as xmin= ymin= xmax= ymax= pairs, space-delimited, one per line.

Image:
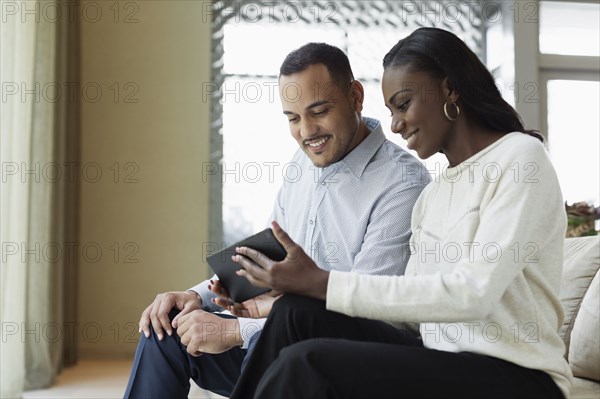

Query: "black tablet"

xmin=206 ymin=228 xmax=287 ymax=303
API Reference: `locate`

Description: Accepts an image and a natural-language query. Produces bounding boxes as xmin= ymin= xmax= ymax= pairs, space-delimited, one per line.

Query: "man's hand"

xmin=209 ymin=279 xmax=281 ymax=318
xmin=176 ymin=310 xmax=243 ymax=356
xmin=233 ymin=221 xmax=329 ymax=300
xmin=138 ymin=291 xmax=201 ymax=340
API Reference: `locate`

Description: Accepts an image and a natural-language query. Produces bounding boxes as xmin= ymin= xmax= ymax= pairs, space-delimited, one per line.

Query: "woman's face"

xmin=382 ymin=65 xmax=455 ymax=159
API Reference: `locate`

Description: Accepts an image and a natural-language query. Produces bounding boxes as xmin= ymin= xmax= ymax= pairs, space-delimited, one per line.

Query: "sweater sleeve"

xmin=327 ymin=139 xmax=566 ymax=322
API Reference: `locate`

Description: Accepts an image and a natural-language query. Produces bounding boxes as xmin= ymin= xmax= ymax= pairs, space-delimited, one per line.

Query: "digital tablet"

xmin=206 ymin=228 xmax=287 ymax=303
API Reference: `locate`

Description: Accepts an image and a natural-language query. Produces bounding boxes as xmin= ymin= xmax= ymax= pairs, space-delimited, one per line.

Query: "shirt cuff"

xmin=188 ymin=274 xmax=217 ymax=293
xmin=237 ymin=317 xmax=266 ymax=349
xmin=188 ymin=274 xmax=221 ymax=312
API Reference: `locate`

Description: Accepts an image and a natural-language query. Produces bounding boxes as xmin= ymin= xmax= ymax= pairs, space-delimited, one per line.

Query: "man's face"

xmin=279 ymin=64 xmax=364 ymax=167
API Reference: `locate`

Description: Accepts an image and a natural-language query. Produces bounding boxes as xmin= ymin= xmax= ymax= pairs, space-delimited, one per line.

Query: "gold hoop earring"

xmin=443 ymin=101 xmax=460 ymax=121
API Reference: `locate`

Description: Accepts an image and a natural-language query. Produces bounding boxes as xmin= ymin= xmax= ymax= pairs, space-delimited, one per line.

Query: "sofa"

xmin=560 ymin=235 xmax=599 ymax=398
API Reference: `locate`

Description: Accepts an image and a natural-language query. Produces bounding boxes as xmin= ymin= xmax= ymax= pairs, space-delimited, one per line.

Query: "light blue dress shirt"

xmin=270 ymin=117 xmax=430 ymax=275
xmin=191 ymin=117 xmax=430 ymax=345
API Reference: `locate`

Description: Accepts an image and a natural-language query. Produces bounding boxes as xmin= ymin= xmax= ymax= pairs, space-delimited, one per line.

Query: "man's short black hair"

xmin=279 ymin=42 xmax=354 ymax=89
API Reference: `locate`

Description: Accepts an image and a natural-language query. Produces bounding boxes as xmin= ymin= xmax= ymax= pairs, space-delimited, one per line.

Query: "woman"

xmin=229 ymin=28 xmax=571 ymax=399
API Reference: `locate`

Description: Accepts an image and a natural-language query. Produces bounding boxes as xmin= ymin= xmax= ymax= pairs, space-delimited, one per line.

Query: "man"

xmin=124 ymin=42 xmax=429 ymax=398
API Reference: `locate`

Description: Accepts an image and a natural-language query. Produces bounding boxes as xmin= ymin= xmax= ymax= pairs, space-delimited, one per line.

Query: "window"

xmin=539 ymin=1 xmax=600 ymax=206
xmin=540 ymin=1 xmax=600 ymax=56
xmin=546 ymin=79 xmax=599 ymax=205
xmin=486 ymin=0 xmax=599 ymax=211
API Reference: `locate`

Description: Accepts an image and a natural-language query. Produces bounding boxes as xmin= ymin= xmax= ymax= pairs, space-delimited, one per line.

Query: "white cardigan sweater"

xmin=326 ymin=133 xmax=572 ymax=397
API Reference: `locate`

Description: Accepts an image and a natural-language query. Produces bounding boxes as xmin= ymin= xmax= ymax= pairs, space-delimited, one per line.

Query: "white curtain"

xmin=1 ymin=1 xmax=78 ymax=397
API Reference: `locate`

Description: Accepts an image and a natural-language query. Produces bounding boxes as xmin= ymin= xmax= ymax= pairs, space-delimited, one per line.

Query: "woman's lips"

xmin=402 ymin=129 xmax=419 ymax=141
xmin=403 ymin=129 xmax=419 ymax=150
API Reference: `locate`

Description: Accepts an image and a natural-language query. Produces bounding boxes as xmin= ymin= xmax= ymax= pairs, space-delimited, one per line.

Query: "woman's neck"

xmin=443 ymin=119 xmax=507 ymax=167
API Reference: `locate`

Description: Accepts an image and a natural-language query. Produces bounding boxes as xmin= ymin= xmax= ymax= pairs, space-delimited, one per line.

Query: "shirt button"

xmin=309 ymin=220 xmax=314 ymax=225
xmin=322 ymin=181 xmax=326 ymax=185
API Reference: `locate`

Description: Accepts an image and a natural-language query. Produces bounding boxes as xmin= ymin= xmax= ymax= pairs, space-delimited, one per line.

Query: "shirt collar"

xmin=337 ymin=117 xmax=385 ymax=179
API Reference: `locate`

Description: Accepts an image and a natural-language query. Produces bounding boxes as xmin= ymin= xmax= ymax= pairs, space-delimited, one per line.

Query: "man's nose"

xmin=300 ymin=118 xmax=319 ymax=139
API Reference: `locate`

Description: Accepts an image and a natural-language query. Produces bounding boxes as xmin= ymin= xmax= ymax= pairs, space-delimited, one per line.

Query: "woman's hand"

xmin=233 ymin=221 xmax=329 ymax=300
xmin=208 ymin=279 xmax=281 ymax=318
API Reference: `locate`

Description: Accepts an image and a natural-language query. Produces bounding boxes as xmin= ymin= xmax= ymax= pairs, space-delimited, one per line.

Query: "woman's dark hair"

xmin=280 ymin=42 xmax=354 ymax=90
xmin=383 ymin=28 xmax=542 ymax=141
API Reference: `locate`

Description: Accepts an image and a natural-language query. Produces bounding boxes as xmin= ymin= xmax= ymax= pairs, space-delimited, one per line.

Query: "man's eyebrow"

xmin=388 ymin=89 xmax=411 ymax=105
xmin=305 ymin=100 xmax=331 ymax=110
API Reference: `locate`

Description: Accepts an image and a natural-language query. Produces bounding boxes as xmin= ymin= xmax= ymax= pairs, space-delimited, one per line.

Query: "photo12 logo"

xmin=1 ymin=1 xmax=140 ymax=24
xmin=1 ymin=321 xmax=141 ymax=345
xmin=1 ymin=162 xmax=140 ymax=184
xmin=202 ymin=1 xmax=340 ymax=24
xmin=1 ymin=241 xmax=140 ymax=264
xmin=1 ymin=82 xmax=140 ymax=104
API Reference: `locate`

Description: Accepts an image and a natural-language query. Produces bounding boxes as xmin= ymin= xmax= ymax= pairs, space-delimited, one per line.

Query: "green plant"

xmin=566 ymin=201 xmax=599 ymax=237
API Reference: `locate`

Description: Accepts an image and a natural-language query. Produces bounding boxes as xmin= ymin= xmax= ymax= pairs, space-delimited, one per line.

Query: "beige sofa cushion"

xmin=568 ymin=270 xmax=599 ymax=381
xmin=559 ymin=236 xmax=600 ymax=354
xmin=571 ymin=376 xmax=600 ymax=399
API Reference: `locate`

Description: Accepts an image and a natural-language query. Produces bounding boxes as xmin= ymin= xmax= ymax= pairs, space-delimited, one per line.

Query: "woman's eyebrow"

xmin=388 ymin=89 xmax=411 ymax=104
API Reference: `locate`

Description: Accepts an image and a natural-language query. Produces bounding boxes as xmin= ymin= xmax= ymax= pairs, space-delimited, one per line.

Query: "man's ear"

xmin=442 ymin=77 xmax=459 ymax=103
xmin=349 ymin=80 xmax=365 ymax=112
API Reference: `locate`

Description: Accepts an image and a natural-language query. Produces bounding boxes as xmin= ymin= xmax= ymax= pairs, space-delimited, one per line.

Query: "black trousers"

xmin=230 ymin=295 xmax=565 ymax=399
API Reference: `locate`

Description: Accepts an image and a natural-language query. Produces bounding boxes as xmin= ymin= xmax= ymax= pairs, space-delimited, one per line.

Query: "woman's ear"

xmin=442 ymin=77 xmax=459 ymax=103
xmin=349 ymin=80 xmax=365 ymax=112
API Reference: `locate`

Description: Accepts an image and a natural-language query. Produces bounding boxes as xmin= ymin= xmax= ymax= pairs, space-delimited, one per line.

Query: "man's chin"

xmin=305 ymin=150 xmax=342 ymax=168
xmin=308 ymin=157 xmax=333 ymax=168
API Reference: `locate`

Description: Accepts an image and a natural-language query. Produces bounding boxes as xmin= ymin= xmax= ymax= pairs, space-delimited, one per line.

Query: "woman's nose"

xmin=391 ymin=118 xmax=405 ymax=134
